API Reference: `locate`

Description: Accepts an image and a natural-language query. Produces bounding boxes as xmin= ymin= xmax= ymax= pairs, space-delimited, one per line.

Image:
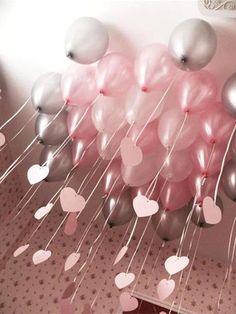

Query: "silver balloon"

xmin=102 ymin=188 xmax=134 ymax=227
xmin=31 ymin=72 xmax=64 ymax=114
xmin=222 ymin=73 xmax=236 ymax=118
xmin=221 ymin=159 xmax=236 ymax=201
xmin=168 ymin=18 xmax=217 ymax=71
xmin=64 ymin=17 xmax=109 ymax=64
xmin=191 ymin=196 xmax=223 ymax=228
xmin=35 ymin=111 xmax=68 ymax=145
xmin=40 ymin=143 xmax=73 ymax=182
xmin=152 ymin=204 xmax=190 ymax=241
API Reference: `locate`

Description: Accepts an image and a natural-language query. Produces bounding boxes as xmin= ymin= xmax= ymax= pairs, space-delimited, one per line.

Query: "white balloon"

xmin=64 ymin=17 xmax=109 ymax=64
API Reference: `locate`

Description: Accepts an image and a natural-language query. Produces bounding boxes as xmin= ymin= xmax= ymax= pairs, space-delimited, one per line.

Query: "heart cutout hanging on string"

xmin=34 ymin=203 xmax=54 ymax=220
xmin=120 ymin=137 xmax=143 ymax=167
xmin=64 ymin=213 xmax=78 ymax=236
xmin=60 ymin=187 xmax=86 ymax=213
xmin=115 ymin=272 xmax=135 ymax=289
xmin=82 ymin=303 xmax=93 ymax=314
xmin=13 ymin=244 xmax=30 ymax=257
xmin=32 ymin=249 xmax=52 ymax=265
xmin=114 ymin=245 xmax=128 ymax=265
xmin=62 ymin=282 xmax=76 ymax=299
xmin=0 ymin=132 xmax=6 ymax=147
xmin=133 ymin=194 xmax=159 ymax=217
xmin=27 ymin=164 xmax=49 ymax=185
xmin=64 ymin=252 xmax=80 ymax=271
xmin=202 ymin=196 xmax=222 ymax=225
xmin=164 ymin=255 xmax=189 ymax=275
xmin=157 ymin=278 xmax=175 ymax=300
xmin=60 ymin=299 xmax=75 ymax=314
xmin=119 ymin=292 xmax=139 ymax=312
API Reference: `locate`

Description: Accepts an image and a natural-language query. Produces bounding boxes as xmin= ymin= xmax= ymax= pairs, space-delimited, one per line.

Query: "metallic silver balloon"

xmin=222 ymin=73 xmax=236 ymax=118
xmin=64 ymin=17 xmax=109 ymax=64
xmin=221 ymin=159 xmax=236 ymax=201
xmin=31 ymin=72 xmax=64 ymax=114
xmin=191 ymin=196 xmax=223 ymax=228
xmin=152 ymin=204 xmax=191 ymax=241
xmin=168 ymin=19 xmax=217 ymax=71
xmin=102 ymin=188 xmax=134 ymax=227
xmin=35 ymin=111 xmax=68 ymax=145
xmin=40 ymin=143 xmax=73 ymax=182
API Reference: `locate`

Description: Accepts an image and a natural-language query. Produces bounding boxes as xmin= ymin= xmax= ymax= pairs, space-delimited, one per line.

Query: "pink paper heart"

xmin=64 ymin=213 xmax=78 ymax=236
xmin=133 ymin=194 xmax=159 ymax=217
xmin=60 ymin=299 xmax=75 ymax=314
xmin=13 ymin=244 xmax=29 ymax=257
xmin=157 ymin=279 xmax=175 ymax=300
xmin=32 ymin=249 xmax=52 ymax=265
xmin=164 ymin=255 xmax=189 ymax=275
xmin=0 ymin=132 xmax=6 ymax=147
xmin=62 ymin=282 xmax=76 ymax=299
xmin=159 ymin=312 xmax=167 ymax=314
xmin=34 ymin=203 xmax=54 ymax=220
xmin=114 ymin=245 xmax=128 ymax=265
xmin=64 ymin=252 xmax=80 ymax=271
xmin=27 ymin=164 xmax=49 ymax=185
xmin=119 ymin=292 xmax=138 ymax=312
xmin=115 ymin=272 xmax=135 ymax=289
xmin=120 ymin=137 xmax=143 ymax=167
xmin=60 ymin=187 xmax=86 ymax=213
xmin=203 ymin=196 xmax=222 ymax=225
xmin=82 ymin=303 xmax=93 ymax=314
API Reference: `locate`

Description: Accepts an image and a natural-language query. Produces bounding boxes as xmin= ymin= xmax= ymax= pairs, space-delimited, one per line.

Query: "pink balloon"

xmin=96 ymin=53 xmax=133 ymax=96
xmin=175 ymin=70 xmax=217 ymax=113
xmin=125 ymin=85 xmax=165 ymax=126
xmin=134 ymin=43 xmax=176 ymax=92
xmin=191 ymin=138 xmax=225 ymax=176
xmin=102 ymin=160 xmax=125 ymax=195
xmin=160 ymin=180 xmax=191 ymax=211
xmin=67 ymin=106 xmax=97 ymax=140
xmin=200 ymin=105 xmax=234 ymax=145
xmin=160 ymin=149 xmax=193 ymax=182
xmin=72 ymin=138 xmax=98 ymax=168
xmin=61 ymin=64 xmax=98 ymax=106
xmin=131 ymin=179 xmax=163 ymax=200
xmin=157 ymin=109 xmax=199 ymax=151
xmin=92 ymin=95 xmax=126 ymax=133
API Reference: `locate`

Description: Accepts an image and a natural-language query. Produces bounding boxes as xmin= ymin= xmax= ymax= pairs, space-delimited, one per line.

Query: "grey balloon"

xmin=168 ymin=18 xmax=217 ymax=71
xmin=152 ymin=204 xmax=191 ymax=241
xmin=31 ymin=72 xmax=65 ymax=114
xmin=35 ymin=111 xmax=69 ymax=145
xmin=191 ymin=196 xmax=223 ymax=228
xmin=221 ymin=159 xmax=236 ymax=201
xmin=40 ymin=143 xmax=73 ymax=182
xmin=222 ymin=73 xmax=236 ymax=118
xmin=102 ymin=188 xmax=134 ymax=227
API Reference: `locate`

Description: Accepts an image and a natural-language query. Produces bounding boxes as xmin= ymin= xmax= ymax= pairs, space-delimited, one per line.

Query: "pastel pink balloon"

xmin=200 ymin=105 xmax=234 ymax=145
xmin=160 ymin=149 xmax=193 ymax=182
xmin=67 ymin=106 xmax=97 ymax=140
xmin=134 ymin=43 xmax=176 ymax=92
xmin=96 ymin=53 xmax=133 ymax=96
xmin=131 ymin=179 xmax=163 ymax=200
xmin=72 ymin=138 xmax=98 ymax=168
xmin=160 ymin=180 xmax=191 ymax=211
xmin=102 ymin=160 xmax=125 ymax=195
xmin=191 ymin=138 xmax=225 ymax=176
xmin=92 ymin=95 xmax=126 ymax=133
xmin=157 ymin=109 xmax=199 ymax=151
xmin=175 ymin=70 xmax=217 ymax=113
xmin=61 ymin=64 xmax=98 ymax=106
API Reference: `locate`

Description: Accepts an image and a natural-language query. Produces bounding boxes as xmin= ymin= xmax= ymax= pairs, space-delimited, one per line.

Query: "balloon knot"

xmin=141 ymin=86 xmax=148 ymax=92
xmin=181 ymin=55 xmax=188 ymax=63
xmin=184 ymin=108 xmax=190 ymax=114
xmin=210 ymin=138 xmax=216 ymax=145
xmin=66 ymin=51 xmax=74 ymax=59
xmin=99 ymin=89 xmax=106 ymax=95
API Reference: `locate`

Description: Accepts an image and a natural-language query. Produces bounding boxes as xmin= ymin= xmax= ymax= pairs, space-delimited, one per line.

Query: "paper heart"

xmin=115 ymin=272 xmax=135 ymax=289
xmin=157 ymin=279 xmax=175 ymax=300
xmin=203 ymin=196 xmax=222 ymax=225
xmin=64 ymin=252 xmax=80 ymax=271
xmin=64 ymin=213 xmax=78 ymax=236
xmin=34 ymin=203 xmax=54 ymax=220
xmin=0 ymin=132 xmax=6 ymax=147
xmin=62 ymin=282 xmax=76 ymax=299
xmin=82 ymin=303 xmax=93 ymax=314
xmin=133 ymin=194 xmax=159 ymax=217
xmin=60 ymin=187 xmax=86 ymax=213
xmin=114 ymin=245 xmax=128 ymax=265
xmin=27 ymin=164 xmax=49 ymax=185
xmin=60 ymin=299 xmax=75 ymax=314
xmin=159 ymin=312 xmax=167 ymax=314
xmin=120 ymin=137 xmax=143 ymax=167
xmin=119 ymin=292 xmax=138 ymax=312
xmin=13 ymin=244 xmax=29 ymax=257
xmin=32 ymin=249 xmax=52 ymax=265
xmin=164 ymin=255 xmax=189 ymax=275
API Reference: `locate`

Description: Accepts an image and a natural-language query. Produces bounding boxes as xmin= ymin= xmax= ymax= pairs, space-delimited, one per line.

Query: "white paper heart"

xmin=159 ymin=312 xmax=167 ymax=314
xmin=203 ymin=196 xmax=222 ymax=225
xmin=115 ymin=272 xmax=135 ymax=289
xmin=0 ymin=132 xmax=6 ymax=147
xmin=27 ymin=164 xmax=49 ymax=185
xmin=32 ymin=249 xmax=52 ymax=265
xmin=13 ymin=244 xmax=29 ymax=257
xmin=114 ymin=245 xmax=128 ymax=265
xmin=164 ymin=255 xmax=189 ymax=275
xmin=34 ymin=203 xmax=54 ymax=220
xmin=64 ymin=252 xmax=80 ymax=271
xmin=60 ymin=187 xmax=86 ymax=213
xmin=133 ymin=194 xmax=159 ymax=217
xmin=157 ymin=279 xmax=175 ymax=300
xmin=120 ymin=137 xmax=143 ymax=167
xmin=119 ymin=292 xmax=138 ymax=312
